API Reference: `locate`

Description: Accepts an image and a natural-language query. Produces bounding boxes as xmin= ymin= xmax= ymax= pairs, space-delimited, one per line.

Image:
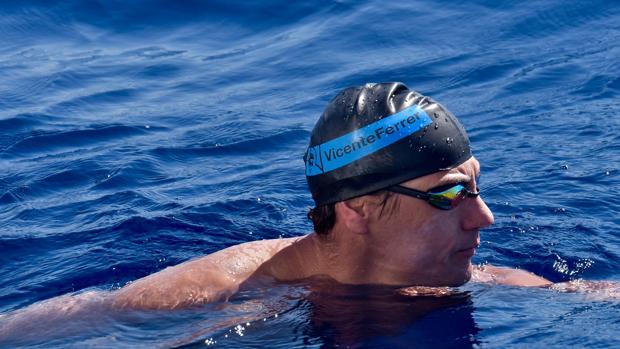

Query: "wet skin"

xmin=254 ymin=156 xmax=495 ymax=287
xmin=0 ymin=157 xmax=550 ymax=316
xmin=364 ymin=156 xmax=494 ymax=286
xmin=108 ymin=157 xmax=550 ymax=309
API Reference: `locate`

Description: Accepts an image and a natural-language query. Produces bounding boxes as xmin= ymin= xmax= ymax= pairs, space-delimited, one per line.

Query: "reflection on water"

xmin=302 ymin=281 xmax=479 ymax=349
xmin=180 ymin=278 xmax=479 ymax=349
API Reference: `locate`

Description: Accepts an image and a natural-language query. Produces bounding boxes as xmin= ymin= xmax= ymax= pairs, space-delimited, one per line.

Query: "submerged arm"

xmin=0 ymin=238 xmax=299 ymax=345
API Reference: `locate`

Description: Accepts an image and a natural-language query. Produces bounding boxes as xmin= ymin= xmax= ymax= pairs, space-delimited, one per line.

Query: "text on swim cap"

xmin=305 ymin=104 xmax=433 ymax=176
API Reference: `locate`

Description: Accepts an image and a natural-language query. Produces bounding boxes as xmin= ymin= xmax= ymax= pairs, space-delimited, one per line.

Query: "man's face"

xmin=368 ymin=157 xmax=494 ymax=287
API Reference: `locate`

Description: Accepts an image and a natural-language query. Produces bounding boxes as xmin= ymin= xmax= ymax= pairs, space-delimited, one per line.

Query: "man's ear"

xmin=334 ymin=198 xmax=370 ymax=235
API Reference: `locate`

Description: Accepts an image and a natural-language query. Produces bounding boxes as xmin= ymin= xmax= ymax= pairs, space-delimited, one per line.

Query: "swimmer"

xmin=2 ymin=83 xmax=619 ymax=330
xmin=110 ymin=82 xmax=553 ymax=310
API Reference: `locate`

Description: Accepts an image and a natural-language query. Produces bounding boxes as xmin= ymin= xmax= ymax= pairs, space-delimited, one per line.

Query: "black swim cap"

xmin=304 ymin=82 xmax=471 ymax=206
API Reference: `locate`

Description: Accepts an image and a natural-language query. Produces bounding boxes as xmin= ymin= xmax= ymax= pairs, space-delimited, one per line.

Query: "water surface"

xmin=1 ymin=0 xmax=619 ymax=347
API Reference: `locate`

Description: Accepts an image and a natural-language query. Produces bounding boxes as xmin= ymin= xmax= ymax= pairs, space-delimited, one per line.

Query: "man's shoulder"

xmin=112 ymin=236 xmax=305 ymax=309
xmin=192 ymin=236 xmax=303 ymax=275
xmin=205 ymin=236 xmax=301 ymax=258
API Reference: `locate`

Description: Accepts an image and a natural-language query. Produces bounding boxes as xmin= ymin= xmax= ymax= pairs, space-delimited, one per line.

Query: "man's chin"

xmin=447 ymin=264 xmax=473 ymax=287
xmin=399 ymin=264 xmax=474 ymax=288
xmin=462 ymin=264 xmax=474 ymax=283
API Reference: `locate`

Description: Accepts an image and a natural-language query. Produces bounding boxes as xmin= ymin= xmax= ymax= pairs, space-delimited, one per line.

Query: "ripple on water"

xmin=2 ymin=125 xmax=149 ymax=158
xmin=149 ymin=128 xmax=309 ymax=162
xmin=1 ymin=0 xmax=620 ymax=347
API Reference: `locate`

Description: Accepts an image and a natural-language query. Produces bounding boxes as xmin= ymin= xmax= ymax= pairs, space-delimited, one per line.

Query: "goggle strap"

xmin=387 ymin=185 xmax=431 ymax=200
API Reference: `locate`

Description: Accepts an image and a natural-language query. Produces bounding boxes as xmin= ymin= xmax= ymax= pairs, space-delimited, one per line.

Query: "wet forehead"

xmin=404 ymin=157 xmax=480 ymax=190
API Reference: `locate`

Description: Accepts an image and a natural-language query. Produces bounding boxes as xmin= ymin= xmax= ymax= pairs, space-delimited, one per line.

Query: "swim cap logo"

xmin=304 ymin=146 xmax=324 ymax=175
xmin=305 ymin=104 xmax=433 ymax=176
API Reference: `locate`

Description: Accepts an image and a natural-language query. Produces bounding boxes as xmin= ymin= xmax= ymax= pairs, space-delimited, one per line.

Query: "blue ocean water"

xmin=1 ymin=0 xmax=619 ymax=347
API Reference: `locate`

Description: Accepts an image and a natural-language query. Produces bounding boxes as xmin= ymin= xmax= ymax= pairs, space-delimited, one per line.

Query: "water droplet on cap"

xmin=433 ymin=112 xmax=439 ymax=118
xmin=446 ymin=137 xmax=453 ymax=144
xmin=434 ymin=124 xmax=439 ymax=130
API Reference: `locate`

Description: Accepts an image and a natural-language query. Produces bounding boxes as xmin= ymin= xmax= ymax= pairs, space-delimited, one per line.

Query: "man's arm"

xmin=111 ymin=258 xmax=239 ymax=309
xmin=472 ymin=265 xmax=552 ymax=287
xmin=111 ymin=237 xmax=299 ymax=310
xmin=397 ymin=265 xmax=552 ymax=297
xmin=472 ymin=264 xmax=620 ymax=300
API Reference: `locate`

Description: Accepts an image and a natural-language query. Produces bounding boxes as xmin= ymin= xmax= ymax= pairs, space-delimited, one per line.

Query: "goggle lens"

xmin=389 ymin=183 xmax=480 ymax=210
xmin=428 ymin=185 xmax=469 ymax=210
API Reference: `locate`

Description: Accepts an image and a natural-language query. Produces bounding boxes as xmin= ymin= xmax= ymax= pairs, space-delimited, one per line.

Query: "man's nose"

xmin=461 ymin=195 xmax=494 ymax=231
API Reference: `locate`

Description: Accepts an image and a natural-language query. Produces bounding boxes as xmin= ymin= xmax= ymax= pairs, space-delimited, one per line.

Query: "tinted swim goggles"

xmin=388 ymin=183 xmax=480 ymax=210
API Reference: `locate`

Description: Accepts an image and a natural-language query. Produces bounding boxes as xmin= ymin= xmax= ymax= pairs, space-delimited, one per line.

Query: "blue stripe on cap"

xmin=305 ymin=104 xmax=433 ymax=176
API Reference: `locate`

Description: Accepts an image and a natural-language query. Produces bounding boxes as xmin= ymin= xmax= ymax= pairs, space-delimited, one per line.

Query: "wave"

xmin=2 ymin=125 xmax=149 ymax=157
xmin=150 ymin=128 xmax=309 ymax=161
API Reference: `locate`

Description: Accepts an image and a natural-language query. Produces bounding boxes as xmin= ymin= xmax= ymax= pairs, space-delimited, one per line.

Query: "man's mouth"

xmin=456 ymin=243 xmax=479 ymax=257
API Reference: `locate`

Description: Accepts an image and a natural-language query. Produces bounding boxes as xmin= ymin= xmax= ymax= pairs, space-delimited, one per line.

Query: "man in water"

xmin=111 ymin=82 xmax=550 ymax=310
xmin=4 ymin=83 xmax=619 ymax=348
